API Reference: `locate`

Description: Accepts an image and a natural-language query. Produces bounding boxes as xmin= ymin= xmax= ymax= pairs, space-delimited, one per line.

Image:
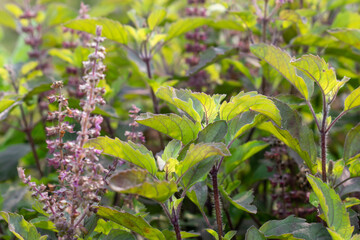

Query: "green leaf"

xmin=109 ymin=169 xmax=177 ymax=202
xmin=220 ymin=187 xmax=257 ymax=214
xmin=176 ymin=142 xmax=230 ymax=178
xmin=48 ymin=49 xmax=74 ymax=64
xmin=291 ymin=55 xmax=349 ymax=103
xmin=136 ymin=113 xmax=201 ymax=145
xmin=307 ymin=175 xmax=353 ymax=239
xmin=162 ymin=139 xmax=182 ymax=162
xmin=0 ymin=99 xmax=15 ymax=114
xmin=0 ymin=10 xmax=16 ymax=30
xmin=187 ymin=47 xmax=237 ymax=76
xmin=44 ymin=3 xmax=77 ymax=26
xmin=186 ymin=182 xmax=208 ymax=214
xmin=156 ymin=87 xmax=201 ymax=122
xmin=344 ymin=86 xmax=360 ymax=111
xmin=191 ymin=92 xmax=226 ymax=124
xmin=181 ymin=156 xmax=217 ymax=189
xmin=162 ymin=230 xmax=200 ymax=240
xmin=225 ymin=141 xmax=269 ymax=174
xmin=224 ymin=231 xmax=237 ymax=240
xmin=102 ymin=229 xmax=135 ymax=240
xmin=225 ymin=112 xmax=264 ymax=143
xmin=344 ymin=197 xmax=360 ymax=208
xmin=250 ymin=44 xmax=313 ymax=100
xmin=64 ymin=18 xmax=128 ymax=44
xmin=30 ymin=217 xmax=57 ymax=232
xmin=165 ymin=17 xmax=210 ymax=41
xmin=96 ymin=206 xmax=165 ymax=240
xmin=0 ymin=212 xmax=47 ymax=240
xmin=148 ymin=9 xmax=166 ymax=30
xmin=329 ymin=29 xmax=360 ymax=49
xmin=197 ymin=120 xmax=227 ymax=143
xmin=245 ymin=226 xmax=265 ymax=240
xmin=344 ymin=123 xmax=360 ymax=164
xmin=257 ymin=99 xmax=317 ymax=173
xmin=206 ymin=229 xmax=219 ymax=240
xmin=220 ymin=91 xmax=281 ymax=126
xmin=94 ymin=218 xmax=125 ymax=235
xmin=0 ymin=144 xmax=30 ymax=181
xmin=84 ymin=136 xmax=157 ymax=175
xmin=259 ymin=215 xmax=330 ymax=240
xmin=209 ymin=19 xmax=246 ymax=31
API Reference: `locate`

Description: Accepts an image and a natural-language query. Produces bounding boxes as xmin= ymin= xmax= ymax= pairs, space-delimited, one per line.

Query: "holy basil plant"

xmin=246 ymin=43 xmax=360 ymax=240
xmin=84 ymin=86 xmax=283 ymax=239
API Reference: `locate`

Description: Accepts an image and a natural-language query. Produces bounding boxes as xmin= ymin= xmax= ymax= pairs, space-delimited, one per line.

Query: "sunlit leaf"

xmin=109 ymin=169 xmax=177 ymax=202
xmin=97 ymin=207 xmax=165 ymax=240
xmin=165 ymin=17 xmax=210 ymax=41
xmin=156 ymin=87 xmax=201 ymax=122
xmin=84 ymin=136 xmax=157 ymax=175
xmin=0 ymin=212 xmax=47 ymax=240
xmin=220 ymin=91 xmax=281 ymax=126
xmin=291 ymin=55 xmax=349 ymax=102
xmin=251 ymin=43 xmax=313 ymax=100
xmin=48 ymin=49 xmax=74 ymax=64
xmin=307 ymin=175 xmax=353 ymax=239
xmin=191 ymin=92 xmax=225 ymax=124
xmin=148 ymin=9 xmax=166 ymax=30
xmin=220 ymin=187 xmax=257 ymax=214
xmin=136 ymin=113 xmax=201 ymax=145
xmin=344 ymin=86 xmax=360 ymax=111
xmin=176 ymin=142 xmax=230 ymax=178
xmin=329 ymin=29 xmax=360 ymax=50
xmin=64 ymin=18 xmax=128 ymax=44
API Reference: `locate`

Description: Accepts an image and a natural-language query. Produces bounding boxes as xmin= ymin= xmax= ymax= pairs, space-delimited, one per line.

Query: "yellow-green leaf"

xmin=307 ymin=175 xmax=353 ymax=240
xmin=64 ymin=18 xmax=128 ymax=44
xmin=191 ymin=92 xmax=225 ymax=124
xmin=84 ymin=136 xmax=157 ymax=175
xmin=220 ymin=91 xmax=281 ymax=126
xmin=136 ymin=113 xmax=201 ymax=145
xmin=176 ymin=142 xmax=230 ymax=177
xmin=344 ymin=86 xmax=360 ymax=111
xmin=291 ymin=55 xmax=349 ymax=102
xmin=48 ymin=49 xmax=74 ymax=64
xmin=109 ymin=169 xmax=177 ymax=202
xmin=165 ymin=17 xmax=210 ymax=41
xmin=250 ymin=44 xmax=313 ymax=100
xmin=148 ymin=9 xmax=166 ymax=30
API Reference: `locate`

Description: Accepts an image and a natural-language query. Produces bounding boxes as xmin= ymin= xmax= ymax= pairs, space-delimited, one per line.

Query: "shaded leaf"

xmin=197 ymin=120 xmax=227 ymax=143
xmin=109 ymin=169 xmax=177 ymax=202
xmin=162 ymin=230 xmax=200 ymax=240
xmin=344 ymin=123 xmax=360 ymax=164
xmin=84 ymin=136 xmax=157 ymax=175
xmin=220 ymin=187 xmax=257 ymax=214
xmin=245 ymin=226 xmax=265 ymax=240
xmin=187 ymin=47 xmax=237 ymax=76
xmin=0 ymin=212 xmax=47 ymax=240
xmin=225 ymin=141 xmax=269 ymax=174
xmin=307 ymin=175 xmax=353 ymax=239
xmin=97 ymin=206 xmax=165 ymax=240
xmin=251 ymin=43 xmax=313 ymax=100
xmin=186 ymin=182 xmax=208 ymax=214
xmin=162 ymin=139 xmax=182 ymax=162
xmin=64 ymin=18 xmax=128 ymax=44
xmin=0 ymin=144 xmax=30 ymax=181
xmin=136 ymin=113 xmax=201 ymax=145
xmin=259 ymin=215 xmax=330 ymax=240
